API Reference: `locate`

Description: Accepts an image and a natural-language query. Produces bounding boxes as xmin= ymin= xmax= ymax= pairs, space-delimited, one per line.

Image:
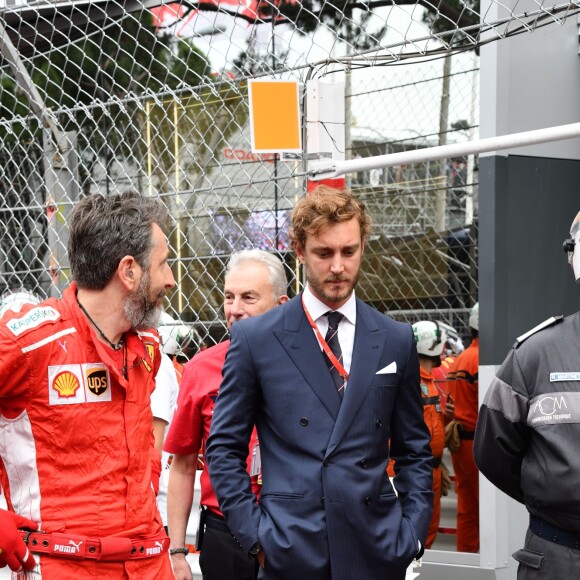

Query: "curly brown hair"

xmin=289 ymin=185 xmax=372 ymax=251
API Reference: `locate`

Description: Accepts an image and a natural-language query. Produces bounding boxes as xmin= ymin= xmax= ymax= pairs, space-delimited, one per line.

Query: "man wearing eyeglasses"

xmin=475 ymin=210 xmax=580 ymax=578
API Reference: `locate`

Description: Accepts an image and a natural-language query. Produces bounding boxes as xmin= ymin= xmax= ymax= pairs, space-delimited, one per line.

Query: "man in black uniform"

xmin=474 ymin=209 xmax=580 ymax=578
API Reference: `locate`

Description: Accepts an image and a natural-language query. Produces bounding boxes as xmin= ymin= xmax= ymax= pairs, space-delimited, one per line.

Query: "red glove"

xmin=0 ymin=509 xmax=38 ymax=572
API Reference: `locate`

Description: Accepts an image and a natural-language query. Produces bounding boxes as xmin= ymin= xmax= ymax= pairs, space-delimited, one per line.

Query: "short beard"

xmin=305 ymin=264 xmax=360 ymax=305
xmin=124 ymin=271 xmax=164 ymax=331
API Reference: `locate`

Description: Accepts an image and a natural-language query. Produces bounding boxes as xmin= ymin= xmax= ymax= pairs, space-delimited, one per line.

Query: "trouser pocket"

xmin=513 ymin=548 xmax=544 ymax=570
xmin=513 ymin=546 xmax=545 ymax=579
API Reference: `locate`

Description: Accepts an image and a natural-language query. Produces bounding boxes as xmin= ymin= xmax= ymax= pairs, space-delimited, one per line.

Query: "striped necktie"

xmin=324 ymin=311 xmax=345 ymax=397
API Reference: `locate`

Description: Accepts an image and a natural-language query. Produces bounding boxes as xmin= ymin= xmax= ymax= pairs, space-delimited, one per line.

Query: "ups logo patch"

xmin=86 ymin=368 xmax=109 ymax=396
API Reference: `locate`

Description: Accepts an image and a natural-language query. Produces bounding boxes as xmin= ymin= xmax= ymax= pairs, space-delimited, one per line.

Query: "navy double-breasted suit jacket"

xmin=206 ymin=295 xmax=433 ymax=580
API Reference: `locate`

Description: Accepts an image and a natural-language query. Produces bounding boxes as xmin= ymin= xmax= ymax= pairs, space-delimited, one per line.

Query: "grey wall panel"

xmin=480 ymin=154 xmax=580 ymax=365
xmin=480 ymin=0 xmax=580 ymax=161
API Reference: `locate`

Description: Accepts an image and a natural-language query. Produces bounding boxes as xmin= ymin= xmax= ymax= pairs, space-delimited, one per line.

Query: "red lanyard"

xmin=302 ymin=295 xmax=349 ymax=383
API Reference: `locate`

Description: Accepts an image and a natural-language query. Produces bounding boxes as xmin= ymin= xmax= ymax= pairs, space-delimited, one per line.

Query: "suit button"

xmin=364 ymin=496 xmax=372 ymax=505
xmin=323 ymin=458 xmax=331 ymax=467
xmin=375 ymin=419 xmax=383 ymax=428
xmin=360 ymin=459 xmax=368 ymax=468
xmin=321 ymin=497 xmax=325 ymax=505
xmin=300 ymin=417 xmax=309 ymax=426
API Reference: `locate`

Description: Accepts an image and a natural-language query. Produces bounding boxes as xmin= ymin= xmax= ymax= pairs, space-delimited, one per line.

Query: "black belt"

xmin=432 ymin=456 xmax=442 ymax=468
xmin=530 ymin=515 xmax=580 ymax=550
xmin=458 ymin=429 xmax=475 ymax=440
xmin=204 ymin=510 xmax=233 ymax=534
xmin=423 ymin=396 xmax=440 ymax=406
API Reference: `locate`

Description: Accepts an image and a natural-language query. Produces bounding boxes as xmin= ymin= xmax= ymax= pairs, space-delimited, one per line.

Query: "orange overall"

xmin=420 ymin=367 xmax=445 ymax=548
xmin=387 ymin=366 xmax=444 ymax=549
xmin=447 ymin=339 xmax=479 ymax=553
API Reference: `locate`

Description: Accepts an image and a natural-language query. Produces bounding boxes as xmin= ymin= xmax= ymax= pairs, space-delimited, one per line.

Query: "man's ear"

xmin=118 ymin=255 xmax=139 ymax=291
xmin=278 ymin=294 xmax=290 ymax=305
xmin=295 ymin=243 xmax=305 ymax=264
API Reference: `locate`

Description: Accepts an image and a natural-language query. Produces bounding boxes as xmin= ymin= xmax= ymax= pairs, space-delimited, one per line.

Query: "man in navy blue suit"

xmin=206 ymin=185 xmax=433 ymax=580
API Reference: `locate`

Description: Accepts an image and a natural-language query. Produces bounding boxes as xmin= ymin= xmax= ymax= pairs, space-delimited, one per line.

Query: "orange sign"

xmin=248 ymin=80 xmax=302 ymax=153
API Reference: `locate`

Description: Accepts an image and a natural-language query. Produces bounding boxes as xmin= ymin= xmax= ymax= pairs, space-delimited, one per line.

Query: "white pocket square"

xmin=376 ymin=361 xmax=397 ymax=374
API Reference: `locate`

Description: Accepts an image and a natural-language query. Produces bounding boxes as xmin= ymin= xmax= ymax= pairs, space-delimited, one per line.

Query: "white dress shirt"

xmin=302 ymin=284 xmax=357 ymax=380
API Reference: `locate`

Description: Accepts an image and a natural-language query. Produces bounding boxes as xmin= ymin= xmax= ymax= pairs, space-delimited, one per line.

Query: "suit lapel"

xmin=273 ymin=295 xmax=341 ymax=421
xmin=326 ymin=300 xmax=386 ymax=456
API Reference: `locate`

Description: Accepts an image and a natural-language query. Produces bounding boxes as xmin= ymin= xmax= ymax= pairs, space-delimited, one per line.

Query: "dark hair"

xmin=289 ymin=185 xmax=372 ymax=252
xmin=68 ymin=191 xmax=170 ymax=290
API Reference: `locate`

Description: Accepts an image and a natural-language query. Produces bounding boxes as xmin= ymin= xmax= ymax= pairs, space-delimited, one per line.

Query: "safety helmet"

xmin=412 ymin=320 xmax=447 ymax=358
xmin=564 ymin=210 xmax=580 ymax=283
xmin=157 ymin=312 xmax=190 ymax=356
xmin=439 ymin=321 xmax=464 ymax=356
xmin=469 ymin=302 xmax=479 ymax=331
xmin=0 ymin=288 xmax=41 ymax=318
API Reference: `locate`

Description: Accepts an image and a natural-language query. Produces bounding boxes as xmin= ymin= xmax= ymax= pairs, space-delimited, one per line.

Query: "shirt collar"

xmin=303 ymin=284 xmax=357 ymax=325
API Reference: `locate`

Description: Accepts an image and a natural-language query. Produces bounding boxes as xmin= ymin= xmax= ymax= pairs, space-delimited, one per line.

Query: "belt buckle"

xmin=20 ymin=529 xmax=45 ymax=545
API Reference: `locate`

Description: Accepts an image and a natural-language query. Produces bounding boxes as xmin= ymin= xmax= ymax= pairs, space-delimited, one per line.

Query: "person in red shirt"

xmin=411 ymin=320 xmax=448 ymax=548
xmin=0 ymin=191 xmax=176 ymax=578
xmin=447 ymin=303 xmax=480 ymax=552
xmin=165 ymin=250 xmax=288 ymax=580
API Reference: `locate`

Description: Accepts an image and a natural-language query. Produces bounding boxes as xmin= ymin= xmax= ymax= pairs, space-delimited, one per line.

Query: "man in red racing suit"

xmin=0 ymin=191 xmax=175 ymax=579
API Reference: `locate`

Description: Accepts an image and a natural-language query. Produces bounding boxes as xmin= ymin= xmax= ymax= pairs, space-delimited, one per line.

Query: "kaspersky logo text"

xmin=6 ymin=307 xmax=60 ymax=336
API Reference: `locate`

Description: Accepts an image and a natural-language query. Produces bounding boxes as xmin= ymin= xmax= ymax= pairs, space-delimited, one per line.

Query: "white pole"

xmin=465 ymin=51 xmax=478 ymax=226
xmin=308 ymin=121 xmax=580 ymax=180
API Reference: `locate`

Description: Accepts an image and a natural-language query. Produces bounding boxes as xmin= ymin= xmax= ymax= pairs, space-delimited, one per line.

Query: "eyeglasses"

xmin=563 ymin=238 xmax=575 ymax=254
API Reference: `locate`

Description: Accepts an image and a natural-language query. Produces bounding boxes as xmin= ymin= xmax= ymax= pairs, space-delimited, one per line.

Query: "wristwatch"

xmin=248 ymin=541 xmax=262 ymax=557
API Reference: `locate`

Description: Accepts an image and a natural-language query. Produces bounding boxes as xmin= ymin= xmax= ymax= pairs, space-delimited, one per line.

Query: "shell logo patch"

xmin=53 ymin=371 xmax=80 ymax=398
xmin=48 ymin=363 xmax=112 ymax=405
xmin=49 ymin=365 xmax=85 ymax=406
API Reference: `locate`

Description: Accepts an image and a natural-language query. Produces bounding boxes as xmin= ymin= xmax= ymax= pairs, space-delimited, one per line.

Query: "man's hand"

xmin=170 ymin=552 xmax=193 ymax=580
xmin=0 ymin=509 xmax=38 ymax=572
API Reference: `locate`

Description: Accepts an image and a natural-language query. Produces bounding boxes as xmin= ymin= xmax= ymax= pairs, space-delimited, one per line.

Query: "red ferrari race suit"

xmin=0 ymin=283 xmax=172 ymax=579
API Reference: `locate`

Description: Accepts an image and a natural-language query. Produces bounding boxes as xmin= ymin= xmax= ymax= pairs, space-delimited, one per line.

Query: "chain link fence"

xmin=0 ymin=0 xmax=576 ymax=358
